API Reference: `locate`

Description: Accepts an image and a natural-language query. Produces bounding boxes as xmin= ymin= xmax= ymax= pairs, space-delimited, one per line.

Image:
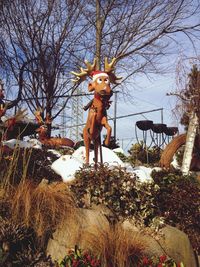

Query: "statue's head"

xmin=71 ymin=58 xmax=122 ymax=96
xmin=88 ymin=70 xmax=111 ymax=96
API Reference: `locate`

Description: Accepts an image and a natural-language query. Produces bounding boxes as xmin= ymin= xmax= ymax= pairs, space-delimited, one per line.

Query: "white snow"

xmin=112 ymin=147 xmax=126 ymax=154
xmin=131 ymin=166 xmax=162 ymax=182
xmin=2 ymin=139 xmax=161 ymax=183
xmin=1 ymin=138 xmax=42 ymax=149
xmin=50 ymin=146 xmax=159 ymax=183
xmin=171 ymin=155 xmax=180 ymax=169
xmin=51 ymin=155 xmax=83 ymax=182
xmin=72 ymin=146 xmax=124 ymax=166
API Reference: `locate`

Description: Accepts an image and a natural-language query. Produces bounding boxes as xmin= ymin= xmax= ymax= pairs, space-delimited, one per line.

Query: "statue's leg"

xmin=88 ymin=110 xmax=97 ymax=136
xmin=83 ymin=126 xmax=91 ymax=164
xmin=94 ymin=138 xmax=99 ymax=164
xmin=101 ymin=117 xmax=112 ymax=146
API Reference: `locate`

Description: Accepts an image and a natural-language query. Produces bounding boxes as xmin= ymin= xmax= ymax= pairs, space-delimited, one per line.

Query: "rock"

xmin=46 ymin=208 xmax=109 ymax=261
xmin=159 ymin=226 xmax=197 ymax=267
xmin=47 ymin=209 xmax=197 ymax=266
xmin=123 ymin=221 xmax=197 ymax=267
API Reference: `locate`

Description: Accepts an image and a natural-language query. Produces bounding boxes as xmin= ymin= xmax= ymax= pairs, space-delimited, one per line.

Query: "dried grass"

xmin=8 ymin=181 xmax=76 ymax=244
xmin=80 ymin=223 xmax=146 ymax=267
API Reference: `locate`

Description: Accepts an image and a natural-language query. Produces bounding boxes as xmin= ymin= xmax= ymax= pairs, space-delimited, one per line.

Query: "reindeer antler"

xmin=104 ymin=57 xmax=122 ymax=84
xmin=34 ymin=108 xmax=44 ymax=124
xmin=71 ymin=58 xmax=97 ymax=83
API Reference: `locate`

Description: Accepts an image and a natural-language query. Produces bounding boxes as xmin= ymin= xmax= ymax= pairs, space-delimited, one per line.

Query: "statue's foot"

xmin=103 ymin=139 xmax=110 ymax=147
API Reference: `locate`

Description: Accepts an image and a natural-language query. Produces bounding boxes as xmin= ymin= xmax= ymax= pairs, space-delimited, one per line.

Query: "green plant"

xmin=0 ymin=218 xmax=55 ymax=267
xmin=152 ymin=169 xmax=200 ymax=253
xmin=128 ymin=142 xmax=162 ymax=166
xmin=57 ymin=247 xmax=185 ymax=267
xmin=71 ymin=164 xmax=158 ymax=223
xmin=138 ymin=255 xmax=184 ymax=267
xmin=0 ymin=146 xmax=61 ymax=187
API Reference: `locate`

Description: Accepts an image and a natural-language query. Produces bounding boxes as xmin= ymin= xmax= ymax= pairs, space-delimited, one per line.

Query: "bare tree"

xmin=77 ymin=0 xmax=200 ymax=82
xmin=0 ymin=0 xmax=200 ymax=137
xmin=0 ymin=0 xmax=88 ymax=132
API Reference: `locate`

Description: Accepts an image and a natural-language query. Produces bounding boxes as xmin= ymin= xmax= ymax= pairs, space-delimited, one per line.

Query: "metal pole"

xmin=113 ymin=91 xmax=118 ymax=142
xmin=161 ymin=108 xmax=164 ymax=124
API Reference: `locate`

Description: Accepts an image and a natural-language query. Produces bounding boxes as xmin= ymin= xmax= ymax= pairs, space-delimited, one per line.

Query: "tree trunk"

xmin=96 ymin=0 xmax=102 ymax=70
xmin=181 ymin=112 xmax=198 ymax=175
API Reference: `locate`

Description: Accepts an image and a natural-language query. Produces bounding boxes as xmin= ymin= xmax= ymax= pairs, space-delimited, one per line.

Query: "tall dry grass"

xmin=80 ymin=223 xmax=146 ymax=267
xmin=5 ymin=181 xmax=75 ymax=246
xmin=0 ymin=144 xmax=32 ymax=188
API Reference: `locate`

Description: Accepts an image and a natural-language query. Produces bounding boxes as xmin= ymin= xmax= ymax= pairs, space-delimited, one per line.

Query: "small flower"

xmin=159 ymin=255 xmax=167 ymax=263
xmin=142 ymin=256 xmax=149 ymax=265
xmin=72 ymin=259 xmax=79 ymax=267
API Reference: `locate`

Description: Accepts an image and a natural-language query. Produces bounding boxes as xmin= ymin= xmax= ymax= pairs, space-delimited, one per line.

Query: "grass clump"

xmin=0 ymin=146 xmax=61 ymax=186
xmin=2 ymin=181 xmax=75 ymax=246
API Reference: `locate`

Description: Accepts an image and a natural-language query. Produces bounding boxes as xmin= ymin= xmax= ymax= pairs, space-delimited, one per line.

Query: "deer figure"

xmin=35 ymin=111 xmax=74 ymax=148
xmin=1 ymin=109 xmax=27 ymax=140
xmin=71 ymin=58 xmax=121 ymax=164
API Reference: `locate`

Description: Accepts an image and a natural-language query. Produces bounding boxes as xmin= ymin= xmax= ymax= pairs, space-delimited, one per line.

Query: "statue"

xmin=71 ymin=58 xmax=121 ymax=164
xmin=35 ymin=110 xmax=74 ymax=148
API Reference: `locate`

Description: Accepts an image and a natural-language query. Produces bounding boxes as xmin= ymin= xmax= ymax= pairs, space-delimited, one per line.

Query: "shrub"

xmin=57 ymin=245 xmax=101 ymax=267
xmin=152 ymin=169 xmax=200 ymax=253
xmin=0 ymin=218 xmax=55 ymax=267
xmin=71 ymin=164 xmax=158 ymax=223
xmin=57 ymin=246 xmax=184 ymax=267
xmin=128 ymin=142 xmax=161 ymax=166
xmin=0 ymin=146 xmax=61 ymax=186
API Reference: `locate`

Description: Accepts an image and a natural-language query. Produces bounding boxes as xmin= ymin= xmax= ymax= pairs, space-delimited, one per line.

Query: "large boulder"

xmin=47 ymin=208 xmax=197 ymax=266
xmin=123 ymin=221 xmax=197 ymax=267
xmin=46 ymin=208 xmax=110 ymax=261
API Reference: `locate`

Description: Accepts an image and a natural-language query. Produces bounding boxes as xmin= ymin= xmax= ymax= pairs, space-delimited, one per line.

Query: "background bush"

xmin=152 ymin=169 xmax=200 ymax=254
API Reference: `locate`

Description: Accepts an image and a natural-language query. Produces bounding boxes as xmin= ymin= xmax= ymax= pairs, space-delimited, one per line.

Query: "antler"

xmin=14 ymin=109 xmax=27 ymax=121
xmin=34 ymin=108 xmax=44 ymax=124
xmin=104 ymin=57 xmax=122 ymax=84
xmin=71 ymin=58 xmax=97 ymax=83
xmin=5 ymin=109 xmax=27 ymax=129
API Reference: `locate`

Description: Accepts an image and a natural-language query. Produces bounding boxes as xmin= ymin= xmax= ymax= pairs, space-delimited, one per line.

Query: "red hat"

xmin=90 ymin=70 xmax=108 ymax=81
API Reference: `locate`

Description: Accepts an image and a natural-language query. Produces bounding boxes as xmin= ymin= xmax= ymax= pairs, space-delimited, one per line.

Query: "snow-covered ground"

xmin=51 ymin=146 xmax=161 ymax=183
xmin=2 ymin=138 xmax=42 ymax=149
xmin=1 ymin=139 xmax=161 ymax=183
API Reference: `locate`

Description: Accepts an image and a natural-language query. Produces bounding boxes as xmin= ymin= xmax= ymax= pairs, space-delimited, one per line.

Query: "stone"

xmin=47 ymin=209 xmax=197 ymax=266
xmin=46 ymin=208 xmax=109 ymax=261
xmin=123 ymin=221 xmax=197 ymax=267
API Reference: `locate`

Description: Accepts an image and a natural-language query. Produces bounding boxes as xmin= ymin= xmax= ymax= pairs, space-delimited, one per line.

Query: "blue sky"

xmin=107 ymin=73 xmax=177 ymax=152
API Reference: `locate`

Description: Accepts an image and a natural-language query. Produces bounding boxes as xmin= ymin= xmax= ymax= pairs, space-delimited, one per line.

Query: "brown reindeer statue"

xmin=71 ymin=58 xmax=121 ymax=164
xmin=35 ymin=111 xmax=74 ymax=148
